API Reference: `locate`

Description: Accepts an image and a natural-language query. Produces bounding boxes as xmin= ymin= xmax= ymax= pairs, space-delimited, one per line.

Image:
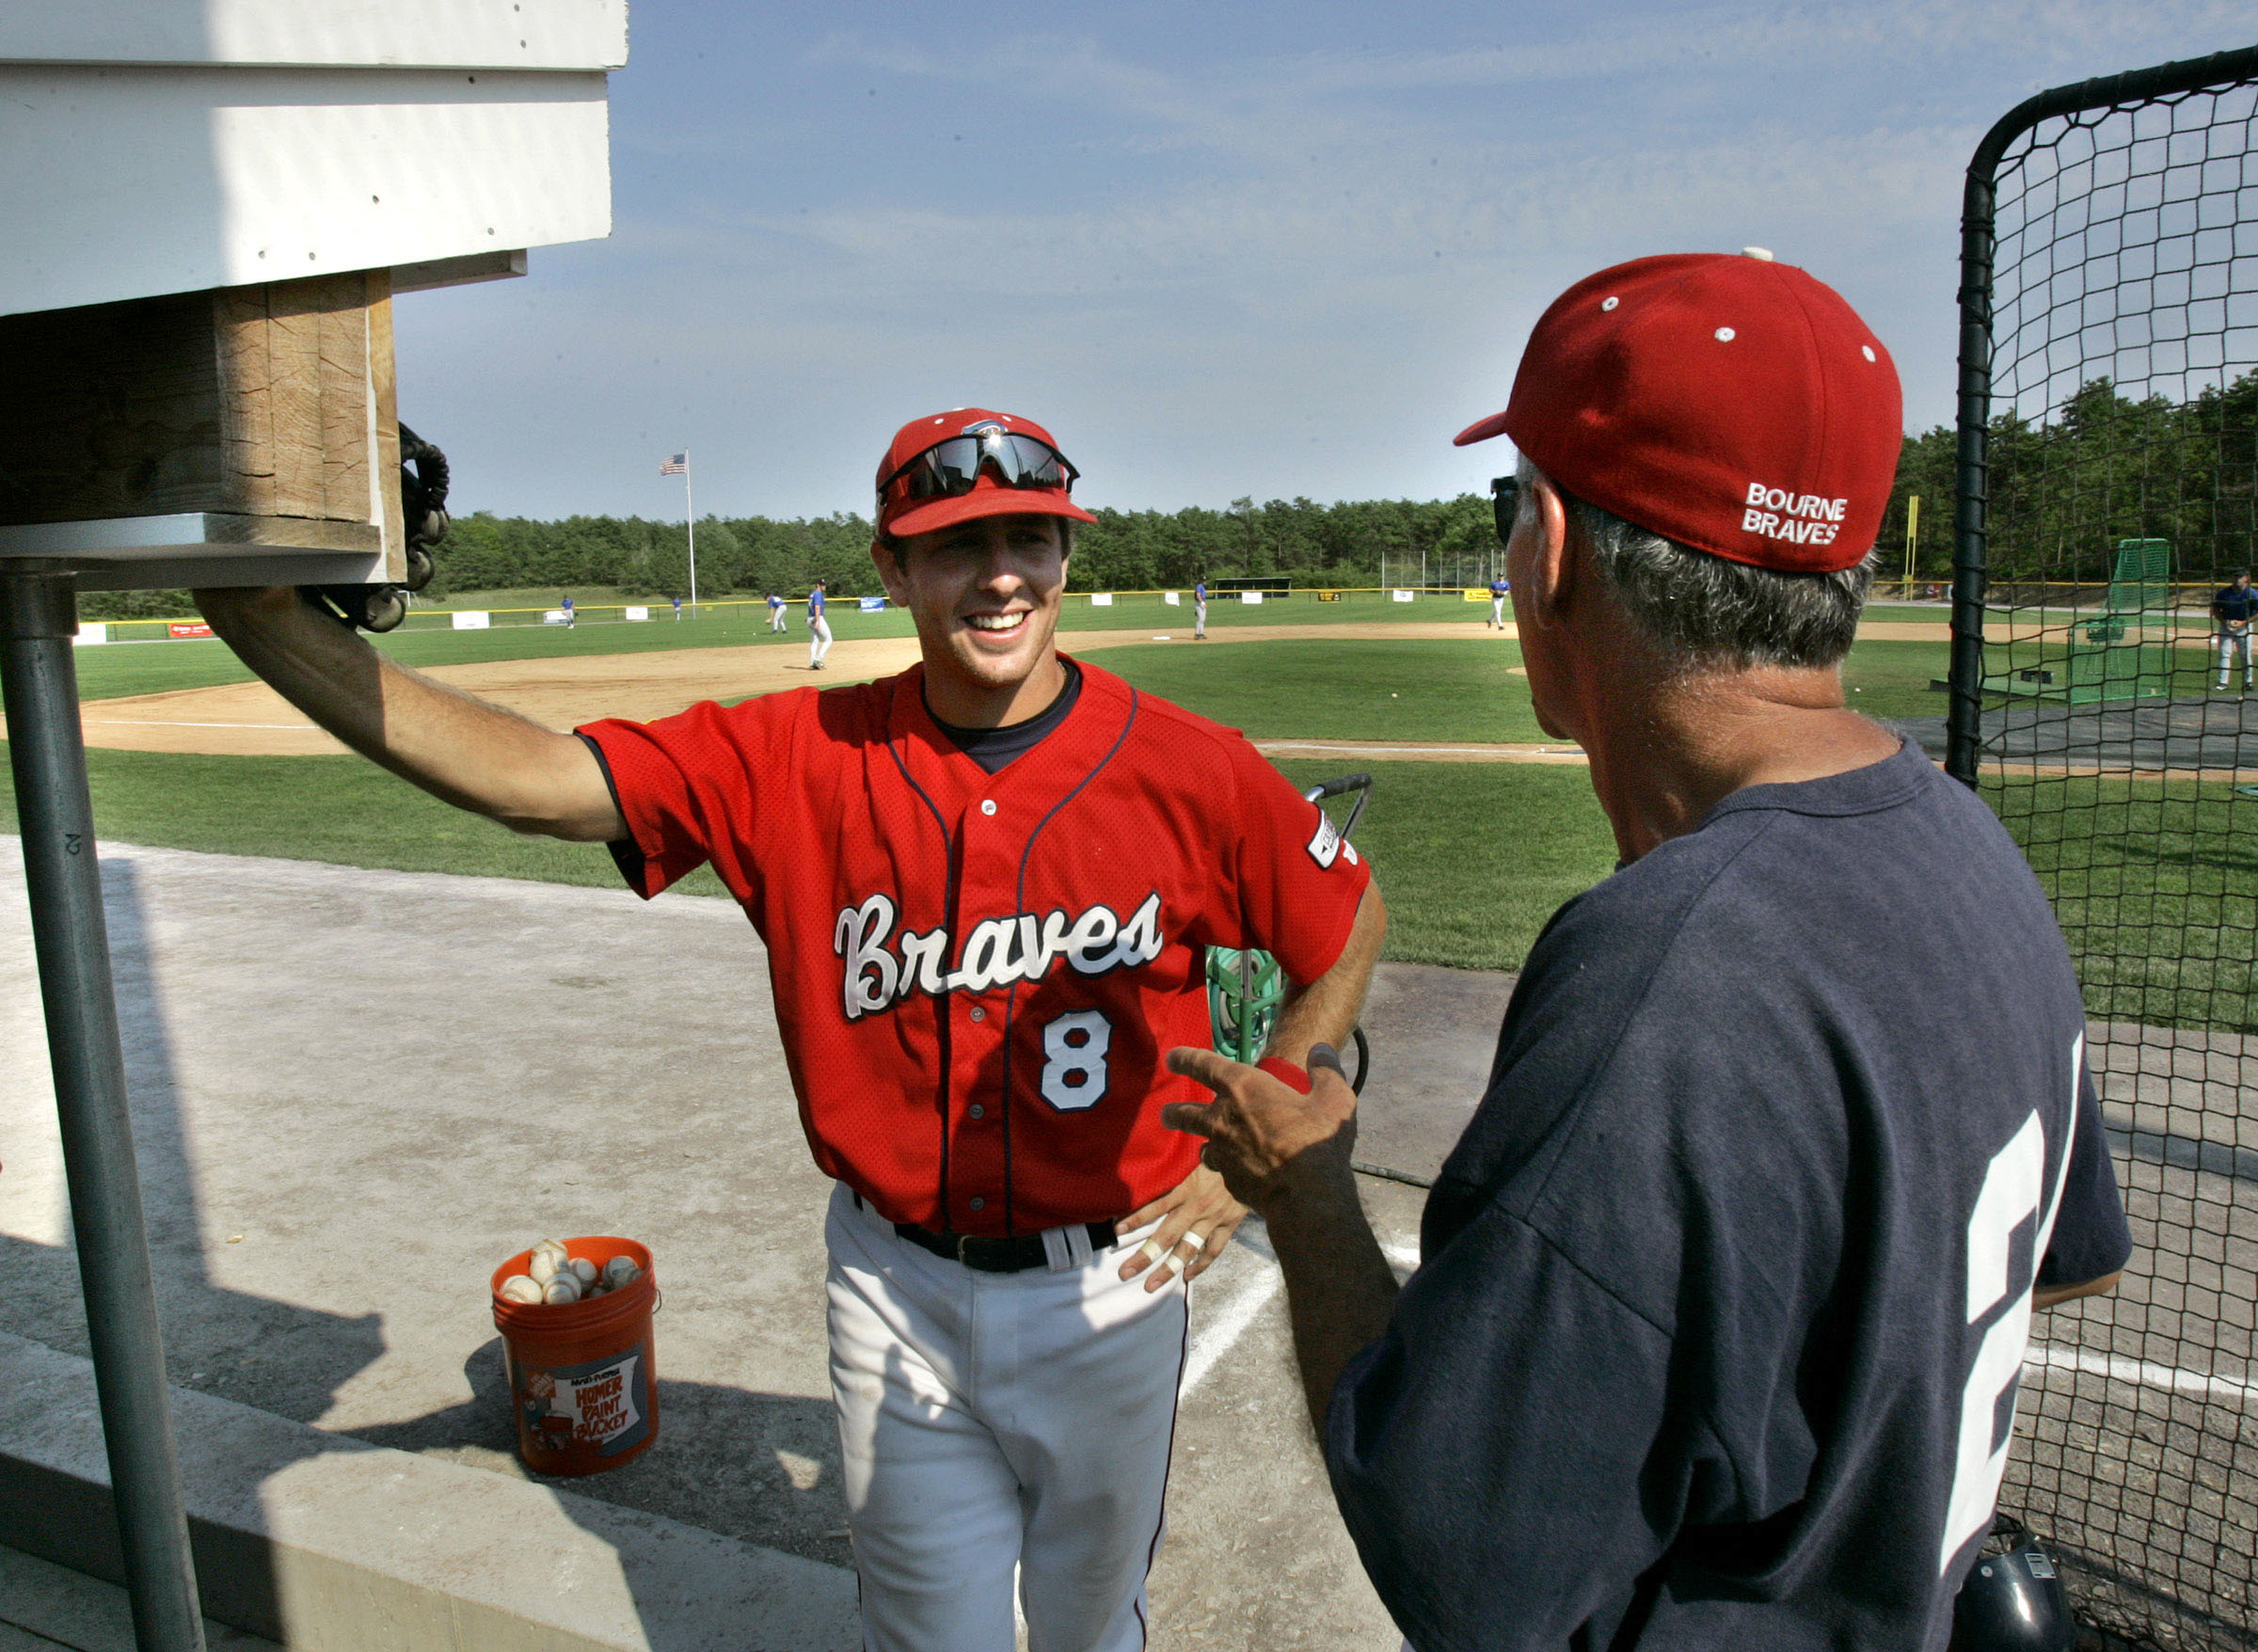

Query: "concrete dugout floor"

xmin=0 ymin=837 xmax=1505 ymax=1650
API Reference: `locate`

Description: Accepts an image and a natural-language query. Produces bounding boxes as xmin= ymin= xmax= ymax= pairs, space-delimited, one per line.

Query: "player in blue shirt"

xmin=1165 ymin=253 xmax=2128 ymax=1652
xmin=1193 ymin=577 xmax=1207 ymax=640
xmin=806 ymin=580 xmax=833 ymax=670
xmin=559 ymin=592 xmax=575 ymax=628
xmin=1487 ymin=574 xmax=1509 ymax=629
xmin=767 ymin=592 xmax=787 ymax=633
xmin=2213 ymin=570 xmax=2255 ymax=690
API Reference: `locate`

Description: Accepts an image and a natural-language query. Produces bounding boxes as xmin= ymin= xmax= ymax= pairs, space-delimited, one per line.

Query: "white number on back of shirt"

xmin=1938 ymin=1034 xmax=2081 ymax=1572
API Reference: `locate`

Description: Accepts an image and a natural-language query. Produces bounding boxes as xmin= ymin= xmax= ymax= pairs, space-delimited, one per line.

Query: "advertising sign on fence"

xmin=542 ymin=611 xmax=572 ymax=626
xmin=1462 ymin=589 xmax=1487 ymax=601
xmin=72 ymin=624 xmax=108 ymax=646
xmin=167 ymin=622 xmax=214 ymax=639
xmin=1391 ymin=590 xmax=1415 ymax=602
xmin=1163 ymin=591 xmax=1180 ymax=605
xmin=1318 ymin=591 xmax=1341 ymax=602
xmin=859 ymin=596 xmax=886 ymax=612
xmin=452 ymin=611 xmax=491 ymax=630
xmin=1089 ymin=592 xmax=1113 ymax=606
xmin=624 ymin=606 xmax=649 ymax=622
xmin=1242 ymin=591 xmax=1264 ymax=605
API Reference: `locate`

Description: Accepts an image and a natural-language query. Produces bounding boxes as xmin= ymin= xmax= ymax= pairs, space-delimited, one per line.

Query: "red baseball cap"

xmin=875 ymin=407 xmax=1099 ymax=540
xmin=1455 ymin=252 xmax=1902 ymax=574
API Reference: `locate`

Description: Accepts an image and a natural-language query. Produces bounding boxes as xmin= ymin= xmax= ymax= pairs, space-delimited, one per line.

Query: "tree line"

xmin=80 ymin=494 xmax=1503 ymax=617
xmin=1876 ymin=369 xmax=2257 ymax=586
xmin=422 ymin=492 xmax=1516 ymax=601
xmin=78 ymin=369 xmax=2252 ymax=619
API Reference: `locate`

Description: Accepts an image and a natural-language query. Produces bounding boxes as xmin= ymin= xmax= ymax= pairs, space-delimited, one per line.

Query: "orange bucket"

xmin=489 ymin=1236 xmax=660 ymax=1476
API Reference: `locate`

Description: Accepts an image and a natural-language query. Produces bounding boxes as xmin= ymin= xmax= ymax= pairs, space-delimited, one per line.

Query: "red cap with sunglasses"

xmin=1454 ymin=252 xmax=1901 ymax=576
xmin=876 ymin=408 xmax=1099 ymax=541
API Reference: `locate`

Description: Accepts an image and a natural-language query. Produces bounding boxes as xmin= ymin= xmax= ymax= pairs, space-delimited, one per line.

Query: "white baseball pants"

xmin=825 ymin=1183 xmax=1188 ymax=1652
xmin=810 ymin=616 xmax=835 ymax=667
xmin=2218 ymin=629 xmax=2250 ymax=687
xmin=1490 ymin=596 xmax=1505 ymax=627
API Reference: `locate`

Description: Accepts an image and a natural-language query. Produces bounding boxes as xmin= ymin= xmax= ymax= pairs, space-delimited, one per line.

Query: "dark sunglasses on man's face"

xmin=1489 ymin=475 xmax=1521 ymax=548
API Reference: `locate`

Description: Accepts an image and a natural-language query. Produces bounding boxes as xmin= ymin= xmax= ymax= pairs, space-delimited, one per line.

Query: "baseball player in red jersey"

xmin=193 ymin=405 xmax=1385 ymax=1651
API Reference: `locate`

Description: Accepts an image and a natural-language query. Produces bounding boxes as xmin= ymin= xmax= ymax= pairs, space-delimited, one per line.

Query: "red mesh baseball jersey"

xmin=579 ymin=656 xmax=1372 ymax=1235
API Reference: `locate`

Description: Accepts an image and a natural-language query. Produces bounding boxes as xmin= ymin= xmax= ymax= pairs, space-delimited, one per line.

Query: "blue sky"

xmin=391 ymin=1 xmax=2254 ymax=523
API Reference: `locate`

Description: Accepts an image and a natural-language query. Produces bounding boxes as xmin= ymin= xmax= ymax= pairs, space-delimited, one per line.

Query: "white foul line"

xmin=1182 ymin=1263 xmax=1281 ymax=1398
xmin=2026 ymin=1343 xmax=2257 ymax=1407
xmin=1181 ymin=1240 xmax=1421 ymax=1400
xmin=1188 ymin=1293 xmax=2250 ymax=1413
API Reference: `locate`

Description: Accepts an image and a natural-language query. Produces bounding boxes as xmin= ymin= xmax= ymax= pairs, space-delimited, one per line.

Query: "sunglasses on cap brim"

xmin=1489 ymin=475 xmax=1521 ymax=548
xmin=880 ymin=430 xmax=1079 ymax=510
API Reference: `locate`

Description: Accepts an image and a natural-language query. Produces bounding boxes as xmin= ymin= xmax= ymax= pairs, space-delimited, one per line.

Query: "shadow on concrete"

xmin=1349 ymin=961 xmax=1513 ymax=1186
xmin=3 ymin=852 xmax=855 ymax=1645
xmin=348 ymin=1340 xmax=854 ymax=1574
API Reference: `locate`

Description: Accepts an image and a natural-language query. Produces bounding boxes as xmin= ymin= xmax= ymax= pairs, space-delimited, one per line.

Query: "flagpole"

xmin=684 ymin=450 xmax=697 ymax=616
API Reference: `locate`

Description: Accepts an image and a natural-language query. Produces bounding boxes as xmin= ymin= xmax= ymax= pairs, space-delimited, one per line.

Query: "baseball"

xmin=498 ymin=1274 xmax=544 ymax=1304
xmin=603 ymin=1256 xmax=642 ymax=1290
xmin=542 ymin=1274 xmax=582 ymax=1305
xmin=568 ymin=1257 xmax=598 ymax=1287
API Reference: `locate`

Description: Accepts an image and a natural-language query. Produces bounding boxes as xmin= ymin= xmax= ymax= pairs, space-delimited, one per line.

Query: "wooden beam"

xmin=0 ymin=272 xmax=405 ymax=585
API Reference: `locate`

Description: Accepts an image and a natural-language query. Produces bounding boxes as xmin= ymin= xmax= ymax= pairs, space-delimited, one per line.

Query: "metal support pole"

xmin=1946 ymin=164 xmax=1996 ymax=789
xmin=0 ymin=567 xmax=207 ymax=1652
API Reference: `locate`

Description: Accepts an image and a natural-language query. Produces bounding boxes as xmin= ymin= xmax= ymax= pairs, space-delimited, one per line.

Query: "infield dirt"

xmin=44 ymin=618 xmax=1953 ymax=758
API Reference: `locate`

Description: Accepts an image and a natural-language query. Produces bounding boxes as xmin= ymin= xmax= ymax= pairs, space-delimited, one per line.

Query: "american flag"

xmin=660 ymin=453 xmax=688 ymax=476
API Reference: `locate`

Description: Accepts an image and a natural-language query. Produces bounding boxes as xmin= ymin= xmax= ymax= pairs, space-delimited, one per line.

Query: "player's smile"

xmin=874 ymin=512 xmax=1070 ymax=725
xmin=964 ymin=608 xmax=1028 ymax=633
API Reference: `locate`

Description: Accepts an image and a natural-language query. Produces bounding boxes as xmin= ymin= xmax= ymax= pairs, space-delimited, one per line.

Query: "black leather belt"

xmin=890 ymin=1216 xmax=1120 ymax=1274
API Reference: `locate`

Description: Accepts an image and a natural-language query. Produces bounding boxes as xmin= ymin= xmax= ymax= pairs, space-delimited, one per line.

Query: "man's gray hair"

xmin=1519 ymin=457 xmax=1873 ymax=670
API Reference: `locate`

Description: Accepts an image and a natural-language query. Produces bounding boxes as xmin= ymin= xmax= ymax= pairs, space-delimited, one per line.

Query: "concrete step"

xmin=0 ymin=1544 xmax=278 ymax=1651
xmin=0 ymin=1331 xmax=858 ymax=1651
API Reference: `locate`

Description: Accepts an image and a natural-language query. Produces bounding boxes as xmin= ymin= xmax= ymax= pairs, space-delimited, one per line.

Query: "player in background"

xmin=672 ymin=594 xmax=683 ymax=622
xmin=1193 ymin=574 xmax=1208 ymax=639
xmin=767 ymin=591 xmax=787 ymax=632
xmin=191 ymin=406 xmax=1383 ymax=1652
xmin=1487 ymin=573 xmax=1509 ymax=629
xmin=1166 ymin=254 xmax=2128 ymax=1650
xmin=806 ymin=578 xmax=833 ymax=669
xmin=560 ymin=591 xmax=575 ymax=627
xmin=2214 ymin=569 xmax=2254 ymax=690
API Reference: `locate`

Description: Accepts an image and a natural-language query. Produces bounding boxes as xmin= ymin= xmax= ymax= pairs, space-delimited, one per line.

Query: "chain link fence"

xmin=1949 ymin=46 xmax=2258 ymax=1649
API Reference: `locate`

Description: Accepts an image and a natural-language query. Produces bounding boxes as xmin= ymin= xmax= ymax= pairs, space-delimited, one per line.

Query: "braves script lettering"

xmin=834 ymin=892 xmax=1167 ymax=1021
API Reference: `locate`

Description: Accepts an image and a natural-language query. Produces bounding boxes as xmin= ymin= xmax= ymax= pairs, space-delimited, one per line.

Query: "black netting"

xmin=1966 ymin=64 xmax=2258 ymax=1651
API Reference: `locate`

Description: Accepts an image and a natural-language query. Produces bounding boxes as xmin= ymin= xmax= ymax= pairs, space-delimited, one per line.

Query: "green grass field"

xmin=23 ymin=602 xmax=2256 ymax=1015
xmin=1102 ymin=640 xmax=1546 ymax=742
xmin=0 ymin=745 xmax=1614 ymax=974
xmin=8 ymin=745 xmax=2244 ymax=1018
xmin=1988 ymin=775 xmax=2258 ymax=1032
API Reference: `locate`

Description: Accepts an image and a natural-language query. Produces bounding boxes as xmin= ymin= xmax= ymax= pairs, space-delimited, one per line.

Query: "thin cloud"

xmin=395 ymin=0 xmax=2257 ymax=518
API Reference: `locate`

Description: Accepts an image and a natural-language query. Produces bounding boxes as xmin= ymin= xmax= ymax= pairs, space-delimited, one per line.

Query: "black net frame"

xmin=1948 ymin=45 xmax=2258 ymax=1650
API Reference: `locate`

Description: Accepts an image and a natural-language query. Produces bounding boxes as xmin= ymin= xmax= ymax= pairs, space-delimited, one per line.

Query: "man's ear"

xmin=1521 ymin=475 xmax=1577 ymax=627
xmin=869 ymin=536 xmax=910 ymax=603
